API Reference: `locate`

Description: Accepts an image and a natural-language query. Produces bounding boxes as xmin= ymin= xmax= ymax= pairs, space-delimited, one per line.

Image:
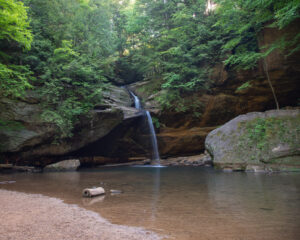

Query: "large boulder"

xmin=44 ymin=159 xmax=80 ymax=172
xmin=205 ymin=109 xmax=300 ymax=171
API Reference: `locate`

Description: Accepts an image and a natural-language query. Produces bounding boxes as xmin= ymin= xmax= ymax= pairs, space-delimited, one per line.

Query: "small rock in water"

xmin=44 ymin=159 xmax=80 ymax=172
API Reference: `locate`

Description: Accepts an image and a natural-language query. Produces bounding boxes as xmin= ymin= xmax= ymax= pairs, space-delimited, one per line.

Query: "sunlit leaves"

xmin=0 ymin=0 xmax=33 ymax=50
xmin=0 ymin=0 xmax=33 ymax=99
xmin=215 ymin=0 xmax=300 ymax=69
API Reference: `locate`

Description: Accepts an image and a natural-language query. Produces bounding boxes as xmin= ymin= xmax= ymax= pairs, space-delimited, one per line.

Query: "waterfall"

xmin=131 ymin=92 xmax=141 ymax=110
xmin=145 ymin=111 xmax=160 ymax=162
xmin=129 ymin=91 xmax=161 ymax=165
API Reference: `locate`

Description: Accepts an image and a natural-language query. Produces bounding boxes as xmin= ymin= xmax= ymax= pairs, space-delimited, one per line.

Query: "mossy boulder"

xmin=205 ymin=109 xmax=300 ymax=171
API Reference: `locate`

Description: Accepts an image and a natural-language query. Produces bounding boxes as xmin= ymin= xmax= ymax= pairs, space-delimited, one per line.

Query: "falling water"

xmin=145 ymin=111 xmax=160 ymax=163
xmin=129 ymin=90 xmax=161 ymax=165
xmin=131 ymin=92 xmax=141 ymax=110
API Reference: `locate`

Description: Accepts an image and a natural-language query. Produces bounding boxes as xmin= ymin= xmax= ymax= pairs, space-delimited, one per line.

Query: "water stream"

xmin=129 ymin=90 xmax=141 ymax=110
xmin=129 ymin=90 xmax=161 ymax=165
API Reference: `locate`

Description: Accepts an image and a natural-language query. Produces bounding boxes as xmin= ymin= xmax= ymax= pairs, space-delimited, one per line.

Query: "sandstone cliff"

xmin=127 ymin=24 xmax=300 ymax=159
xmin=0 ymin=86 xmax=141 ymax=166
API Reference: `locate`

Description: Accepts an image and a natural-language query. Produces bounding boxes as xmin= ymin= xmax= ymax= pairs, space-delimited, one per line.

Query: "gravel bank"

xmin=0 ymin=189 xmax=163 ymax=240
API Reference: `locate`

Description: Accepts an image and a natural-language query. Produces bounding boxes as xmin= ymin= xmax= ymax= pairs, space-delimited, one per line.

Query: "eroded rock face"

xmin=0 ymin=86 xmax=139 ymax=166
xmin=205 ymin=109 xmax=300 ymax=171
xmin=73 ymin=113 xmax=150 ymax=162
xmin=157 ymin=127 xmax=215 ymax=157
xmin=0 ymin=97 xmax=55 ymax=153
xmin=128 ymin=22 xmax=300 ymax=158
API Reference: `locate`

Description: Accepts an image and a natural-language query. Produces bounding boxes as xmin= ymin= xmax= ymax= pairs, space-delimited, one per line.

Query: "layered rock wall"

xmin=129 ymin=23 xmax=300 ymax=158
xmin=0 ymin=86 xmax=140 ymax=166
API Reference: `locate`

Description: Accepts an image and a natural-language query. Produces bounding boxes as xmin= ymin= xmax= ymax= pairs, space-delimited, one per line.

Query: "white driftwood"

xmin=82 ymin=187 xmax=105 ymax=197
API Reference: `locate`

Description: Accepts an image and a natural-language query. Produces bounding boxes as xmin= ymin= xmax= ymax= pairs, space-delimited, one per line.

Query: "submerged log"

xmin=82 ymin=187 xmax=105 ymax=198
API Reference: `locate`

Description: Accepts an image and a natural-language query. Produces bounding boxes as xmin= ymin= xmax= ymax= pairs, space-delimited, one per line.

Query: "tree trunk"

xmin=263 ymin=58 xmax=280 ymax=110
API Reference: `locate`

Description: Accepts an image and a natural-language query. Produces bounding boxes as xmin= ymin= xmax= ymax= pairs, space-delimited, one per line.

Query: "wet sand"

xmin=0 ymin=189 xmax=162 ymax=240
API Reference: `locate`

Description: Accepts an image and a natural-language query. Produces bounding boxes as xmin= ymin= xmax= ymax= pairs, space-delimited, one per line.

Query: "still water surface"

xmin=1 ymin=167 xmax=300 ymax=240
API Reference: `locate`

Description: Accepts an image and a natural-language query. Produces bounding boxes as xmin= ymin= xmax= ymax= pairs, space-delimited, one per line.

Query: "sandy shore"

xmin=0 ymin=189 xmax=162 ymax=240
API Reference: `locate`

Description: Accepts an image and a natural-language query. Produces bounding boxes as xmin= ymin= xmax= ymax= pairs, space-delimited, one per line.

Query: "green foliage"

xmin=243 ymin=117 xmax=290 ymax=151
xmin=236 ymin=81 xmax=252 ymax=93
xmin=215 ymin=0 xmax=300 ymax=69
xmin=0 ymin=0 xmax=33 ymax=99
xmin=246 ymin=118 xmax=270 ymax=150
xmin=39 ymin=40 xmax=107 ymax=137
xmin=0 ymin=64 xmax=34 ymax=98
xmin=156 ymin=89 xmax=181 ymax=111
xmin=1 ymin=0 xmax=299 ymax=138
xmin=0 ymin=120 xmax=24 ymax=131
xmin=18 ymin=0 xmax=117 ymax=137
xmin=121 ymin=0 xmax=223 ymax=112
xmin=121 ymin=0 xmax=299 ymax=112
xmin=151 ymin=116 xmax=160 ymax=129
xmin=0 ymin=0 xmax=32 ymax=50
xmin=268 ymin=0 xmax=300 ymax=29
xmin=156 ymin=89 xmax=204 ymax=117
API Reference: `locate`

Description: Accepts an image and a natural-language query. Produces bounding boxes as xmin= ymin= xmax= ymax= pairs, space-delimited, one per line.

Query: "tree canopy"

xmin=0 ymin=0 xmax=33 ymax=98
xmin=0 ymin=0 xmax=299 ymax=136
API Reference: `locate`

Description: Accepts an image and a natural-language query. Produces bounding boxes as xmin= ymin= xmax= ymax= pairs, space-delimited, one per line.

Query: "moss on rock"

xmin=205 ymin=109 xmax=300 ymax=171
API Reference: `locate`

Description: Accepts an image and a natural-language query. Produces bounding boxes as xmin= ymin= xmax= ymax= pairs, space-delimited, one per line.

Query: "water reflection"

xmin=151 ymin=167 xmax=161 ymax=221
xmin=82 ymin=195 xmax=105 ymax=206
xmin=0 ymin=167 xmax=300 ymax=240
